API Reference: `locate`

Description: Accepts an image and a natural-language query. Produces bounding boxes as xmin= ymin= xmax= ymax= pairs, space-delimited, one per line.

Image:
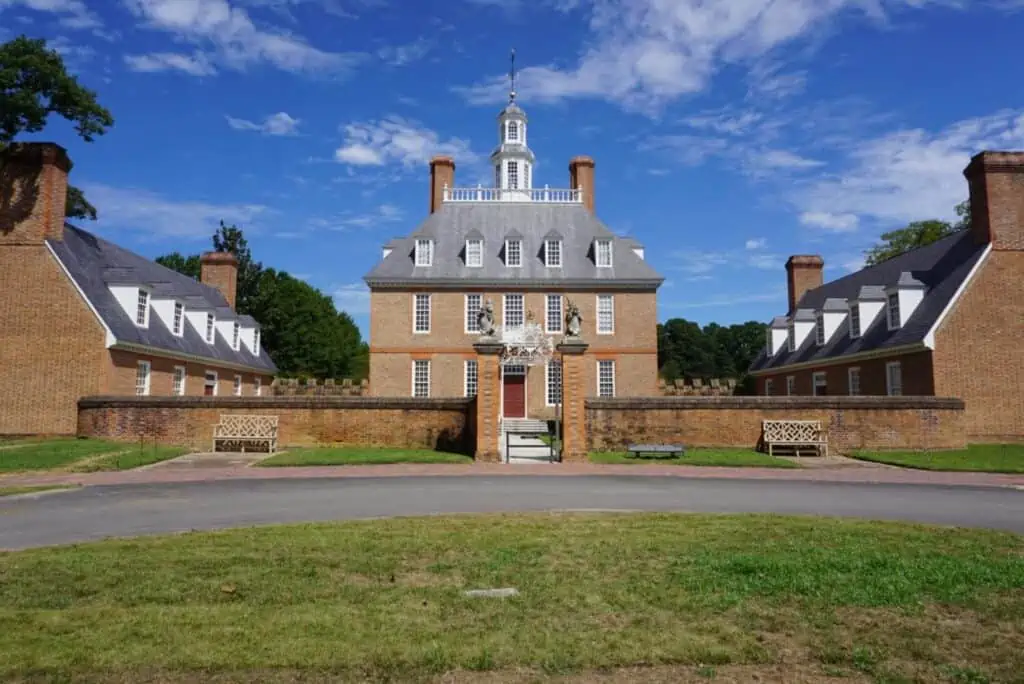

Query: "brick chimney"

xmin=569 ymin=155 xmax=595 ymax=213
xmin=786 ymin=255 xmax=824 ymax=313
xmin=963 ymin=151 xmax=1024 ymax=250
xmin=0 ymin=142 xmax=71 ymax=245
xmin=429 ymin=155 xmax=455 ymax=214
xmin=201 ymin=251 xmax=239 ymax=309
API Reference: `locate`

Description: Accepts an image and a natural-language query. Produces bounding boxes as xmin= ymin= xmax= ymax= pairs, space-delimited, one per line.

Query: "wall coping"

xmin=78 ymin=396 xmax=474 ymax=411
xmin=586 ymin=396 xmax=966 ymax=410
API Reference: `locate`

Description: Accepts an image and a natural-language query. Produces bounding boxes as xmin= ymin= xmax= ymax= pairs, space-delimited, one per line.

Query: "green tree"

xmin=864 ymin=199 xmax=972 ymax=266
xmin=0 ymin=36 xmax=114 ymax=221
xmin=658 ymin=318 xmax=766 ymax=390
xmin=155 ymin=252 xmax=201 ymax=279
xmin=211 ymin=220 xmax=263 ymax=315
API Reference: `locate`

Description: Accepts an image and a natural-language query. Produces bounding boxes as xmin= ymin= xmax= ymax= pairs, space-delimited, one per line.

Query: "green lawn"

xmin=852 ymin=443 xmax=1024 ymax=473
xmin=259 ymin=446 xmax=473 ymax=466
xmin=591 ymin=448 xmax=799 ymax=468
xmin=0 ymin=514 xmax=1020 ymax=682
xmin=0 ymin=439 xmax=188 ymax=473
xmin=0 ymin=485 xmax=78 ymax=497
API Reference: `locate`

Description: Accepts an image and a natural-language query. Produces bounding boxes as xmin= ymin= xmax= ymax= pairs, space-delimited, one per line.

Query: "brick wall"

xmin=756 ymin=350 xmax=935 ymax=398
xmin=78 ymin=396 xmax=475 ymax=452
xmin=933 ymin=251 xmax=1024 ymax=441
xmin=587 ymin=396 xmax=966 ymax=454
xmin=107 ymin=349 xmax=272 ymax=398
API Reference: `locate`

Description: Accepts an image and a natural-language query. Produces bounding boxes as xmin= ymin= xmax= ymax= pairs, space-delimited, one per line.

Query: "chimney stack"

xmin=201 ymin=251 xmax=239 ymax=310
xmin=786 ymin=255 xmax=824 ymax=314
xmin=569 ymin=155 xmax=595 ymax=213
xmin=429 ymin=155 xmax=455 ymax=214
xmin=0 ymin=142 xmax=71 ymax=246
xmin=963 ymin=151 xmax=1024 ymax=250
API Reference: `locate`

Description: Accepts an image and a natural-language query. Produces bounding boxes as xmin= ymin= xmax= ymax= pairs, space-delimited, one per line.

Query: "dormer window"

xmin=466 ymin=238 xmax=483 ymax=268
xmin=253 ymin=328 xmax=261 ymax=356
xmin=815 ymin=312 xmax=826 ymax=346
xmin=506 ymin=239 xmax=522 ymax=267
xmin=232 ymin=322 xmax=240 ymax=350
xmin=172 ymin=302 xmax=184 ymax=336
xmin=887 ymin=292 xmax=901 ymax=330
xmin=545 ymin=240 xmax=562 ymax=268
xmin=787 ymin=321 xmax=796 ymax=353
xmin=595 ymin=239 xmax=613 ymax=268
xmin=135 ymin=289 xmax=150 ymax=327
xmin=849 ymin=304 xmax=861 ymax=339
xmin=415 ymin=239 xmax=433 ymax=267
xmin=205 ymin=313 xmax=215 ymax=344
xmin=507 ymin=121 xmax=519 ymax=142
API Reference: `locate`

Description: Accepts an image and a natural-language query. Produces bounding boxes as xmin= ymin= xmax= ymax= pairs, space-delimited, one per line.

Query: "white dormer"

xmin=818 ymin=298 xmax=848 ymax=346
xmin=767 ymin=316 xmax=788 ymax=355
xmin=851 ymin=286 xmax=887 ymax=339
xmin=151 ymin=298 xmax=186 ymax=337
xmin=109 ymin=285 xmax=151 ymax=328
xmin=505 ymin=236 xmax=522 ymax=267
xmin=239 ymin=321 xmax=257 ymax=354
xmin=214 ymin=317 xmax=242 ymax=350
xmin=382 ymin=246 xmax=393 ymax=260
xmin=594 ymin=238 xmax=613 ymax=268
xmin=253 ymin=327 xmax=261 ymax=357
xmin=632 ymin=245 xmax=645 ymax=261
xmin=414 ymin=238 xmax=433 ymax=267
xmin=465 ymin=235 xmax=484 ymax=268
xmin=789 ymin=309 xmax=816 ymax=352
xmin=886 ymin=272 xmax=926 ymax=330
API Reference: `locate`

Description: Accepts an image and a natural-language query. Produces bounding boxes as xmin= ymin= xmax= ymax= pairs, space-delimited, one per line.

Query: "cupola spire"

xmin=509 ymin=48 xmax=517 ymax=103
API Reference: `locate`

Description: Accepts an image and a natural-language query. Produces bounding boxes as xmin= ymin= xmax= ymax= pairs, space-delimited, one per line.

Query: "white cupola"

xmin=490 ymin=49 xmax=535 ymax=196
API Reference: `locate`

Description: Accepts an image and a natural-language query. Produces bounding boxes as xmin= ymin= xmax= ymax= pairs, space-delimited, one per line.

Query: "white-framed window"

xmin=504 ymin=293 xmax=524 ymax=329
xmin=765 ymin=378 xmax=774 ymax=396
xmin=465 ymin=294 xmax=482 ymax=334
xmin=135 ymin=289 xmax=150 ymax=327
xmin=813 ymin=371 xmax=827 ymax=396
xmin=508 ymin=160 xmax=519 ymax=189
xmin=494 ymin=165 xmax=501 ymax=188
xmin=597 ymin=295 xmax=614 ymax=334
xmin=172 ymin=302 xmax=184 ymax=336
xmin=507 ymin=120 xmax=519 ymax=142
xmin=545 ymin=240 xmax=562 ymax=268
xmin=233 ymin=374 xmax=243 ymax=396
xmin=524 ymin=164 xmax=531 ymax=189
xmin=597 ymin=360 xmax=615 ymax=398
xmin=815 ymin=313 xmax=826 ymax=346
xmin=849 ymin=304 xmax=861 ymax=339
xmin=466 ymin=238 xmax=483 ymax=268
xmin=886 ymin=361 xmax=903 ymax=396
xmin=464 ymin=359 xmax=478 ymax=397
xmin=412 ymin=359 xmax=430 ymax=398
xmin=546 ymin=294 xmax=563 ymax=334
xmin=135 ymin=360 xmax=151 ymax=396
xmin=415 ymin=238 xmax=433 ymax=267
xmin=787 ymin=322 xmax=796 ymax=353
xmin=232 ymin=322 xmax=240 ymax=350
xmin=172 ymin=365 xmax=186 ymax=396
xmin=595 ymin=239 xmax=613 ymax=268
xmin=254 ymin=377 xmax=262 ymax=397
xmin=848 ymin=367 xmax=861 ymax=396
xmin=253 ymin=329 xmax=261 ymax=356
xmin=205 ymin=313 xmax=215 ymax=344
xmin=413 ymin=294 xmax=431 ymax=334
xmin=546 ymin=360 xmax=563 ymax=406
xmin=887 ymin=293 xmax=901 ymax=329
xmin=204 ymin=370 xmax=218 ymax=396
xmin=505 ymin=239 xmax=522 ymax=267
xmin=786 ymin=376 xmax=795 ymax=396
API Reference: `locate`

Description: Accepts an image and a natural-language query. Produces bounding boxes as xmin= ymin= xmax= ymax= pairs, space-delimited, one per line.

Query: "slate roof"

xmin=750 ymin=230 xmax=987 ymax=373
xmin=47 ymin=224 xmax=276 ymax=373
xmin=364 ymin=202 xmax=663 ymax=289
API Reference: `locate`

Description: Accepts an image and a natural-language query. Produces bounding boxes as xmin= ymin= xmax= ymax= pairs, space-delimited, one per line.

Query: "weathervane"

xmin=509 ymin=48 xmax=517 ymax=103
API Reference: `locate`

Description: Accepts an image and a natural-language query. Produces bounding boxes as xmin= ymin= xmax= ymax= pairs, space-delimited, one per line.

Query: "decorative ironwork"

xmin=498 ymin=310 xmax=554 ymax=366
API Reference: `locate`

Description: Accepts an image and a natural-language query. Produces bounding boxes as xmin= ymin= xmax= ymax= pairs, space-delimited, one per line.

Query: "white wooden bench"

xmin=212 ymin=415 xmax=279 ymax=453
xmin=762 ymin=420 xmax=827 ymax=458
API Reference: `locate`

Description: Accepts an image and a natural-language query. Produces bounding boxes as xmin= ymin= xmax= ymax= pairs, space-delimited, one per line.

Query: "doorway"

xmin=502 ymin=364 xmax=526 ymax=418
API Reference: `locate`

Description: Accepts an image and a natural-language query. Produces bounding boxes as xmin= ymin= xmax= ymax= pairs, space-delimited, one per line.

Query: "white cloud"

xmin=672 ymin=243 xmax=780 ymax=280
xmin=124 ymin=51 xmax=217 ymax=76
xmin=0 ymin=0 xmax=102 ymax=30
xmin=122 ymin=0 xmax=366 ymax=75
xmin=334 ymin=116 xmax=477 ymax=169
xmin=799 ymin=212 xmax=860 ymax=232
xmin=455 ymin=0 xmax=950 ymax=112
xmin=377 ymin=37 xmax=432 ymax=66
xmin=81 ymin=183 xmax=269 ymax=239
xmin=745 ymin=238 xmax=767 ymax=250
xmin=226 ymin=111 xmax=301 ymax=135
xmin=332 ymin=283 xmax=370 ymax=315
xmin=308 ymin=204 xmax=404 ymax=231
xmin=665 ymin=289 xmax=785 ymax=310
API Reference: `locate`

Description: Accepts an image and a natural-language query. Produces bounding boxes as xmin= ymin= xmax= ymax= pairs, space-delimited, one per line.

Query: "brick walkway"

xmin=2 ymin=459 xmax=1022 ymax=489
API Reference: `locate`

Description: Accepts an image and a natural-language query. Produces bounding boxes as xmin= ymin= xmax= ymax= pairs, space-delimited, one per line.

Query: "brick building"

xmin=0 ymin=142 xmax=275 ymax=436
xmin=364 ymin=91 xmax=663 ymax=422
xmin=750 ymin=150 xmax=1024 ymax=441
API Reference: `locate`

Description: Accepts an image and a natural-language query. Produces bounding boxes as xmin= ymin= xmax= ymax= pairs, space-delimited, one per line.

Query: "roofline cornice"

xmin=749 ymin=342 xmax=927 ymax=376
xmin=111 ymin=341 xmax=276 ymax=375
xmin=364 ymin=277 xmax=664 ymax=291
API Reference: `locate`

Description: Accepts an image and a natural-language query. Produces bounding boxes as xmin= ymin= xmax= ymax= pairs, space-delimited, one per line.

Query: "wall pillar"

xmin=556 ymin=340 xmax=589 ymax=461
xmin=473 ymin=341 xmax=503 ymax=462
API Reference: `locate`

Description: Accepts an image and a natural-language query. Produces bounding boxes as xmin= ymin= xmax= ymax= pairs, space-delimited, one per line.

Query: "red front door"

xmin=503 ymin=373 xmax=526 ymax=418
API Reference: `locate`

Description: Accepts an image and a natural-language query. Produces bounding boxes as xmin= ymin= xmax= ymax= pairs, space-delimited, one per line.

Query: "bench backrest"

xmin=762 ymin=420 xmax=822 ymax=442
xmin=217 ymin=414 xmax=279 ymax=437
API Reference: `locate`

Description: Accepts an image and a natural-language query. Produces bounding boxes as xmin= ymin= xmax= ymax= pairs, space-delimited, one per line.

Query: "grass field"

xmin=590 ymin=448 xmax=799 ymax=468
xmin=259 ymin=447 xmax=473 ymax=466
xmin=852 ymin=443 xmax=1024 ymax=473
xmin=0 ymin=513 xmax=1020 ymax=682
xmin=0 ymin=439 xmax=188 ymax=473
xmin=0 ymin=485 xmax=77 ymax=497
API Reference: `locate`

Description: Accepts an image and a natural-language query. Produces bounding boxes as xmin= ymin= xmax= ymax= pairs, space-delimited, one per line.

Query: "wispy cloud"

xmin=334 ymin=116 xmax=477 ymax=169
xmin=307 ymin=204 xmax=404 ymax=231
xmin=745 ymin=238 xmax=767 ymax=250
xmin=0 ymin=0 xmax=102 ymax=30
xmin=332 ymin=283 xmax=370 ymax=314
xmin=125 ymin=51 xmax=217 ymax=76
xmin=377 ymin=36 xmax=432 ymax=66
xmin=665 ymin=289 xmax=785 ymax=310
xmin=226 ymin=112 xmax=301 ymax=136
xmin=671 ymin=242 xmax=781 ymax=281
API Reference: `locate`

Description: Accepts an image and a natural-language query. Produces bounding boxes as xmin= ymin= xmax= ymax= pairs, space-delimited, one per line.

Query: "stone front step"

xmin=501 ymin=418 xmax=549 ymax=434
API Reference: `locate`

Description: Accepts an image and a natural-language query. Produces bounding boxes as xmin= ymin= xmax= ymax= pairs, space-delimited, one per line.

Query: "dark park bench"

xmin=626 ymin=444 xmax=685 ymax=459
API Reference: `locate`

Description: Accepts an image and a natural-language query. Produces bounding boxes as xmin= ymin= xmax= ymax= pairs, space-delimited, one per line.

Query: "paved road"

xmin=1 ymin=476 xmax=1022 ymax=549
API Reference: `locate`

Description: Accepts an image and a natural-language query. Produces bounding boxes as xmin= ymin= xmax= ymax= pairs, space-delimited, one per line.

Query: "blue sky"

xmin=4 ymin=0 xmax=1024 ymax=339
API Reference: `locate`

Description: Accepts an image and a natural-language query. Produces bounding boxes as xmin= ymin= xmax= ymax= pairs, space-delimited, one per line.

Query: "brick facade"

xmin=587 ymin=396 xmax=966 ymax=454
xmin=106 ymin=349 xmax=273 ymax=399
xmin=756 ymin=350 xmax=935 ymax=398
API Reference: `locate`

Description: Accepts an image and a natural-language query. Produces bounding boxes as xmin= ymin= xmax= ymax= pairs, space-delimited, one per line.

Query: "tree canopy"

xmin=864 ymin=200 xmax=971 ymax=266
xmin=658 ymin=318 xmax=765 ymax=393
xmin=0 ymin=35 xmax=114 ymax=221
xmin=157 ymin=225 xmax=368 ymax=380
